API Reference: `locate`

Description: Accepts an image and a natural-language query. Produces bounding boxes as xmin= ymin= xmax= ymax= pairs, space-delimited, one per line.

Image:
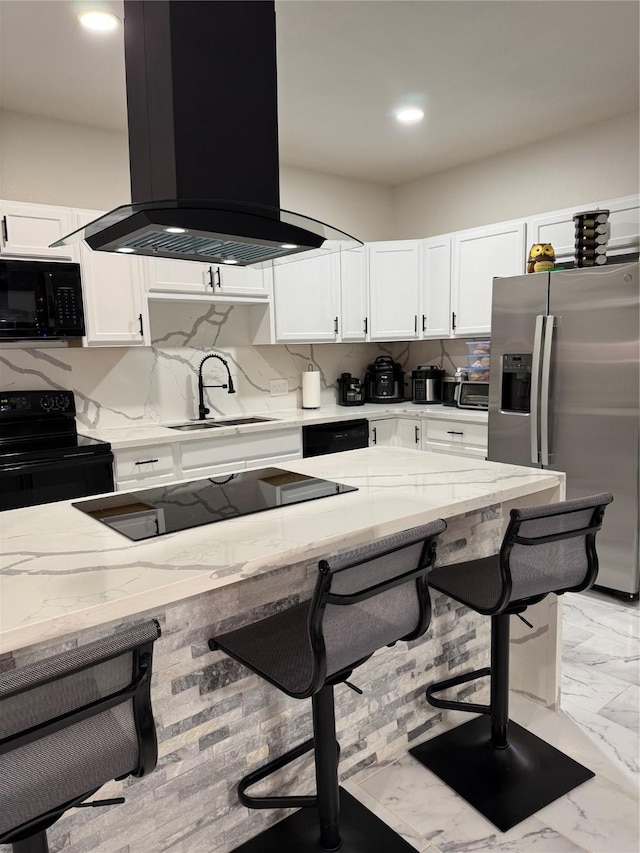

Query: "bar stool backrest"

xmin=499 ymin=492 xmax=614 ymax=608
xmin=0 ymin=619 xmax=161 ymax=840
xmin=310 ymin=519 xmax=446 ymax=685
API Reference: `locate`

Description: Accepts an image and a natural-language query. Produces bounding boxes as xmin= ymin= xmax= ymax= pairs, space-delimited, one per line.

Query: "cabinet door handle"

xmin=447 ymin=430 xmax=464 ymax=435
xmin=134 ymin=459 xmax=159 ymax=465
xmin=334 ymin=316 xmax=339 ymax=335
xmin=215 ymin=268 xmax=222 ymax=289
xmin=1 ymin=216 xmax=8 ymax=243
xmin=138 ymin=313 xmax=144 ymax=337
xmin=414 ymin=314 xmax=418 ymax=334
xmin=422 ymin=314 xmax=427 ymax=333
xmin=207 ymin=268 xmax=214 ymax=289
xmin=452 ymin=311 xmax=457 ymax=331
xmin=364 ymin=317 xmax=368 ymax=334
xmin=372 ymin=427 xmax=377 ymax=445
xmin=415 ymin=425 xmax=420 ymax=444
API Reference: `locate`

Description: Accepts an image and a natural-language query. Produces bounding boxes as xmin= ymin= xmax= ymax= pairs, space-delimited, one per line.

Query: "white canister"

xmin=302 ymin=365 xmax=321 ymax=409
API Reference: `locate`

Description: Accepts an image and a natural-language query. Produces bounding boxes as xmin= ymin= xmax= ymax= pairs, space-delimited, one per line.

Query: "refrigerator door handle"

xmin=540 ymin=314 xmax=556 ymax=466
xmin=530 ymin=314 xmax=545 ymax=464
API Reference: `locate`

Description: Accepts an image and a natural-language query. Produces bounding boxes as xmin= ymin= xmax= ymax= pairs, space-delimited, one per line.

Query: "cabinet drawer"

xmin=425 ymin=440 xmax=487 ymax=459
xmin=180 ymin=429 xmax=301 ymax=473
xmin=115 ymin=445 xmax=176 ymax=480
xmin=425 ymin=419 xmax=487 ymax=447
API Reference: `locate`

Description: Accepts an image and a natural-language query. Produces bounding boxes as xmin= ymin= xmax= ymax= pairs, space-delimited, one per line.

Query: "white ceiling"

xmin=1 ymin=0 xmax=638 ymax=186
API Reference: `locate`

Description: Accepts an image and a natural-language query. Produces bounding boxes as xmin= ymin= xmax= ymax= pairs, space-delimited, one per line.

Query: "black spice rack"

xmin=573 ymin=209 xmax=610 ymax=268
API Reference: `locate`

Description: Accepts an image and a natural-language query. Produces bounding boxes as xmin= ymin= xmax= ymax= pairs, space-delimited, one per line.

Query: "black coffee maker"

xmin=364 ymin=356 xmax=405 ymax=403
xmin=337 ymin=373 xmax=365 ymax=406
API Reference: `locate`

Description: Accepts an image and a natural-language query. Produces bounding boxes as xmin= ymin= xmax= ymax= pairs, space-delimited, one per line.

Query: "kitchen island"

xmin=0 ymin=448 xmax=563 ymax=853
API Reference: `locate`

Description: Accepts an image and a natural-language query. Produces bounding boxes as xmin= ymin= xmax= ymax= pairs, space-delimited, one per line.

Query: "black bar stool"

xmin=209 ymin=519 xmax=447 ymax=852
xmin=0 ymin=620 xmax=161 ymax=853
xmin=409 ymin=493 xmax=613 ymax=832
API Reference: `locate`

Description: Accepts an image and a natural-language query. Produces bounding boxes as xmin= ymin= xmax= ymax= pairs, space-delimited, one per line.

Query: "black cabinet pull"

xmin=138 ymin=313 xmax=144 ymax=336
xmin=422 ymin=314 xmax=427 ymax=333
xmin=207 ymin=268 xmax=214 ymax=289
xmin=334 ymin=316 xmax=339 ymax=334
xmin=372 ymin=427 xmax=377 ymax=445
xmin=414 ymin=314 xmax=418 ymax=333
xmin=215 ymin=268 xmax=222 ymax=289
xmin=452 ymin=311 xmax=457 ymax=331
xmin=447 ymin=430 xmax=464 ymax=435
xmin=134 ymin=459 xmax=159 ymax=465
xmin=1 ymin=216 xmax=8 ymax=243
xmin=414 ymin=425 xmax=420 ymax=444
xmin=364 ymin=317 xmax=368 ymax=334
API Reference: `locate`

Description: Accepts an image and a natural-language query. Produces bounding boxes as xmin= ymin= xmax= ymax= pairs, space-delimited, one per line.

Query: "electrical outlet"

xmin=270 ymin=379 xmax=288 ymax=396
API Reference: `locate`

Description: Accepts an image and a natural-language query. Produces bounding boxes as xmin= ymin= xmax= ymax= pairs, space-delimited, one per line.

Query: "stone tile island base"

xmin=0 ymin=489 xmax=561 ymax=853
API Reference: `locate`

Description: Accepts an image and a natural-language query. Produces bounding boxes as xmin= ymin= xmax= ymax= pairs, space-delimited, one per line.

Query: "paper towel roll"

xmin=302 ymin=367 xmax=321 ymax=409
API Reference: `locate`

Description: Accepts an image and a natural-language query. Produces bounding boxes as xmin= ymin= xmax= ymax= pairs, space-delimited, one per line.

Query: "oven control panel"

xmin=0 ymin=390 xmax=76 ymax=416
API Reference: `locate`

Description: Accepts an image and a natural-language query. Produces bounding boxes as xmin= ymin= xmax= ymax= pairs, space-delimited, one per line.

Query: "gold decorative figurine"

xmin=527 ymin=243 xmax=556 ymax=273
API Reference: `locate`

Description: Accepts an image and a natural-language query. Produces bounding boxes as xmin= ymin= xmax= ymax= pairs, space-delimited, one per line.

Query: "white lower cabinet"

xmin=423 ymin=417 xmax=487 ymax=459
xmin=114 ymin=444 xmax=177 ymax=488
xmin=369 ymin=417 xmax=421 ymax=448
xmin=179 ymin=428 xmax=302 ymax=478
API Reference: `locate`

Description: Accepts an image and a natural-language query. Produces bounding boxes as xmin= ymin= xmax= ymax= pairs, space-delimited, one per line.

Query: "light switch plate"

xmin=270 ymin=379 xmax=288 ymax=396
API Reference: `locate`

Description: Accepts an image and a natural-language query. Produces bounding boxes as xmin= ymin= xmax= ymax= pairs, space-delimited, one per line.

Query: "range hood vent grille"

xmin=120 ymin=231 xmax=293 ymax=264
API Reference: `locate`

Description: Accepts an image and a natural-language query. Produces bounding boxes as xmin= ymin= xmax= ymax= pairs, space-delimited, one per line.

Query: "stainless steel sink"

xmin=168 ymin=416 xmax=276 ymax=431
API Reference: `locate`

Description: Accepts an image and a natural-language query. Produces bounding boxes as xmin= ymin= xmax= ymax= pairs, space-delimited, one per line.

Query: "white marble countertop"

xmin=0 ymin=447 xmax=560 ymax=654
xmin=78 ymin=403 xmax=488 ymax=450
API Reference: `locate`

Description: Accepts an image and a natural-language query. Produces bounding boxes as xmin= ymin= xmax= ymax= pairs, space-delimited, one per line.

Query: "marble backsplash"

xmin=0 ymin=300 xmax=479 ymax=429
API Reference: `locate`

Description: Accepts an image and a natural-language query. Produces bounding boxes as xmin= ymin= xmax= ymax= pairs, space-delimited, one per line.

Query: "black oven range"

xmin=0 ymin=389 xmax=114 ymax=511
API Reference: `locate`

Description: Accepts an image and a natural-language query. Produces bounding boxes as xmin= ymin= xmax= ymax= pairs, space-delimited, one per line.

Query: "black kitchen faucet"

xmin=197 ymin=353 xmax=235 ymax=420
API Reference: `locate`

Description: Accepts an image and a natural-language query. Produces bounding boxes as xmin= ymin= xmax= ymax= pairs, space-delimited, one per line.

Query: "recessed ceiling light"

xmin=165 ymin=227 xmax=187 ymax=234
xmin=116 ymin=247 xmax=135 ymax=254
xmin=222 ymin=258 xmax=239 ymax=265
xmin=281 ymin=243 xmax=298 ymax=249
xmin=77 ymin=10 xmax=121 ymax=32
xmin=395 ymin=107 xmax=424 ymax=124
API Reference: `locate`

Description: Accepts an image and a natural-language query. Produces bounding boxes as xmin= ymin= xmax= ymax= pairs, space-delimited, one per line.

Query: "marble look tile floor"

xmin=345 ymin=589 xmax=639 ymax=853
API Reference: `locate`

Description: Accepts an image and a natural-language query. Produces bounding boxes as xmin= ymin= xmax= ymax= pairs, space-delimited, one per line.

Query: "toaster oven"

xmin=455 ymin=380 xmax=489 ymax=409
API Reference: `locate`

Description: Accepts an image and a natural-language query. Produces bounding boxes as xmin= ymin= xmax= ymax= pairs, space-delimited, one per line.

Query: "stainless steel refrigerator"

xmin=488 ymin=262 xmax=639 ymax=598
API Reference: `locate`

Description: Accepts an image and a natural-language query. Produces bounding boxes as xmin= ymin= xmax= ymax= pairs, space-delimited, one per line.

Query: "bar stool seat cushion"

xmin=428 ymin=556 xmax=501 ymax=613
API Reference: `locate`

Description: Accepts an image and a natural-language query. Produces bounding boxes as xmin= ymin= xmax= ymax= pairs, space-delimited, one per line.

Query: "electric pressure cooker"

xmin=364 ymin=356 xmax=405 ymax=403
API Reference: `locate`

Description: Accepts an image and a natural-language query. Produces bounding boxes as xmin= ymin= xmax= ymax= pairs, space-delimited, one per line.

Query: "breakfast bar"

xmin=0 ymin=448 xmax=564 ymax=853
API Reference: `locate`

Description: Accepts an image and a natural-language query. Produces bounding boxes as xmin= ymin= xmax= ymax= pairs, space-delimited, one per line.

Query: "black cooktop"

xmin=72 ymin=467 xmax=358 ymax=541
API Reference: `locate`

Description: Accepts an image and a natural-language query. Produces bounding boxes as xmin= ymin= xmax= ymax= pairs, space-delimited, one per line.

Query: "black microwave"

xmin=0 ymin=259 xmax=85 ymax=340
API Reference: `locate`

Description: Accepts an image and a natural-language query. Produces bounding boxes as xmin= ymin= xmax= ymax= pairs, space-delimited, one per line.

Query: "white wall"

xmin=0 ymin=110 xmax=393 ymax=241
xmin=393 ymin=111 xmax=640 ymax=238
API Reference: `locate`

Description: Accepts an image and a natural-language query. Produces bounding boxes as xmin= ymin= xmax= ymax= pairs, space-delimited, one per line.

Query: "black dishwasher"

xmin=302 ymin=419 xmax=369 ymax=458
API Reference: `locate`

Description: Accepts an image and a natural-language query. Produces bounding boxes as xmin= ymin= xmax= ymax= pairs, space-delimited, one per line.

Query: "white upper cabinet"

xmin=421 ymin=236 xmax=452 ymax=338
xmin=339 ymin=246 xmax=369 ymax=341
xmin=75 ymin=209 xmax=149 ymax=346
xmin=527 ymin=206 xmax=581 ymax=263
xmin=527 ymin=194 xmax=639 ymax=262
xmin=214 ymin=264 xmax=268 ymax=297
xmin=145 ymin=256 xmax=268 ymax=298
xmin=273 ymin=253 xmax=340 ymax=342
xmin=605 ymin=194 xmax=640 ymax=255
xmin=368 ymin=241 xmax=421 ymax=340
xmin=451 ymin=220 xmax=526 ymax=337
xmin=0 ymin=200 xmax=76 ymax=260
xmin=146 ymin=257 xmax=211 ymax=295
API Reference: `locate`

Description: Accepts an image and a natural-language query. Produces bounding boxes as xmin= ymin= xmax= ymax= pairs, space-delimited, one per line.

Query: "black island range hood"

xmin=53 ymin=1 xmax=360 ymax=267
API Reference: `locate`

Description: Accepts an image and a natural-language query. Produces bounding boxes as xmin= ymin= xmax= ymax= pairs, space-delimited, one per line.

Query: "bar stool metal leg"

xmin=12 ymin=831 xmax=49 ymax=853
xmin=489 ymin=614 xmax=509 ymax=749
xmin=312 ymin=686 xmax=341 ymax=852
